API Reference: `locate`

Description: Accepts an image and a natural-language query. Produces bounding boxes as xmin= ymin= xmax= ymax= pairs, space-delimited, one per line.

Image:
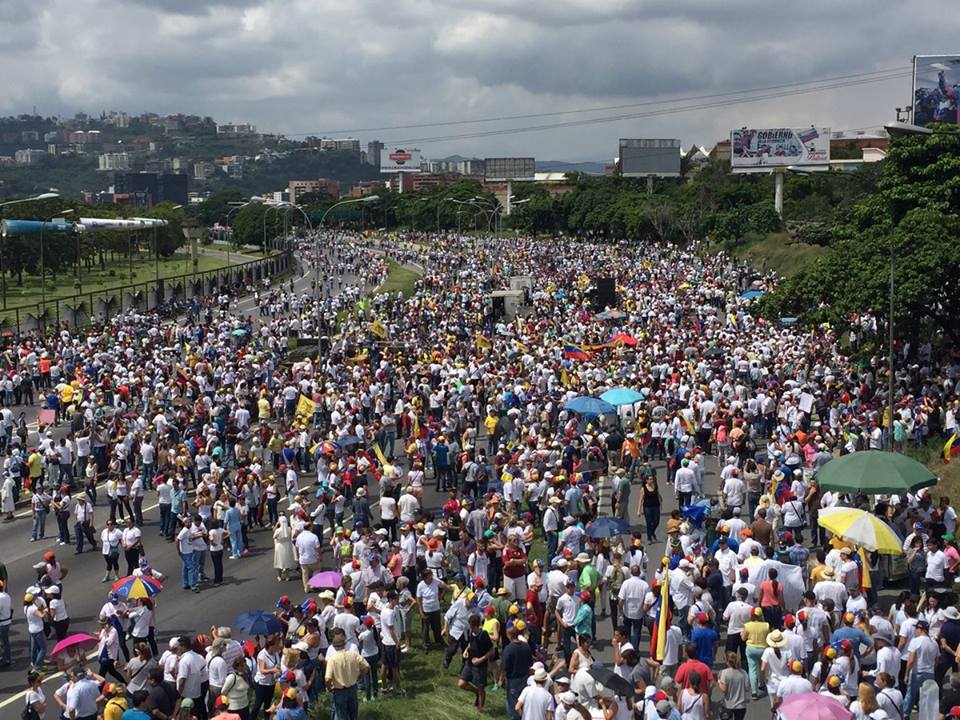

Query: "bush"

xmin=744 ymin=202 xmax=783 ymax=236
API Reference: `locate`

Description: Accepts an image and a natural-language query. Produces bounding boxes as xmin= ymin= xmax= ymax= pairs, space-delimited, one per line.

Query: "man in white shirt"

xmin=555 ymin=579 xmax=581 ymax=665
xmin=618 ymin=565 xmax=649 ymax=652
xmin=516 ymin=668 xmax=556 ymax=720
xmin=295 ymin=520 xmax=322 ymax=593
xmin=723 ymin=587 xmax=753 ymax=663
xmin=904 ymin=620 xmax=937 ymax=718
xmin=175 ymin=635 xmax=207 ymax=713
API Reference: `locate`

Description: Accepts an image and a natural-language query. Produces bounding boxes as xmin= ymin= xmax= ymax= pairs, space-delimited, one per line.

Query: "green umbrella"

xmin=815 ymin=450 xmax=938 ymax=495
xmin=232 ymin=328 xmax=248 ymax=336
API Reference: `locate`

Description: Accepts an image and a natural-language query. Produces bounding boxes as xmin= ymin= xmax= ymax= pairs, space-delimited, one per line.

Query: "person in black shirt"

xmin=499 ymin=626 xmax=533 ymax=720
xmin=939 ymin=673 xmax=960 ymax=719
xmin=144 ymin=667 xmax=176 ymax=719
xmin=937 ymin=607 xmax=960 ymax=685
xmin=458 ymin=615 xmax=495 ymax=710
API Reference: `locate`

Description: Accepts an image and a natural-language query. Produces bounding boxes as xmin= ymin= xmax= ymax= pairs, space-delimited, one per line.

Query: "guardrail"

xmin=0 ymin=252 xmax=291 ymax=336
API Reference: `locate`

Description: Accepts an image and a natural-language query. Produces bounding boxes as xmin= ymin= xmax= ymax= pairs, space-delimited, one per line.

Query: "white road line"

xmin=0 ymin=489 xmax=380 ymax=707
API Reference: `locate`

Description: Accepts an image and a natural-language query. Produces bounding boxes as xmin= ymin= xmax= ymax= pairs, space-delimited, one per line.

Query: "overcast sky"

xmin=0 ymin=0 xmax=954 ymax=161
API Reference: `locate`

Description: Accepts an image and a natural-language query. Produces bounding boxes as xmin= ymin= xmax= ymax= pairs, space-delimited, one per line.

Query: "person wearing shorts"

xmin=458 ymin=615 xmax=495 ymax=710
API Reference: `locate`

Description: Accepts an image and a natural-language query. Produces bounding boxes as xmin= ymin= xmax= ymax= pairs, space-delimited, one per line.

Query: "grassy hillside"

xmin=733 ymin=232 xmax=828 ymax=278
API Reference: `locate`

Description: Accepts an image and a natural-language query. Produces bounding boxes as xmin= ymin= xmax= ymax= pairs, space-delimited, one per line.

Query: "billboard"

xmin=380 ymin=147 xmax=422 ymax=173
xmin=618 ymin=139 xmax=681 ymax=177
xmin=484 ymin=157 xmax=535 ymax=181
xmin=913 ymin=54 xmax=960 ymax=126
xmin=730 ymin=127 xmax=830 ymax=171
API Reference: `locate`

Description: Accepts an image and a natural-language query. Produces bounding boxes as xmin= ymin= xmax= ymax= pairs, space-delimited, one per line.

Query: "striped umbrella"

xmin=112 ymin=574 xmax=163 ymax=600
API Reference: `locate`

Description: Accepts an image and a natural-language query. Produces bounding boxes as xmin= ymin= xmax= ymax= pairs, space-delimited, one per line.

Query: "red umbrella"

xmin=51 ymin=633 xmax=98 ymax=659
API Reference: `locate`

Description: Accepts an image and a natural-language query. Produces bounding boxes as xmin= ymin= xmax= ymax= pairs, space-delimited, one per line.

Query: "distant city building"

xmin=317 ymin=138 xmax=360 ymax=152
xmin=350 ymin=181 xmax=384 ymax=198
xmin=43 ymin=131 xmax=59 ymax=143
xmin=99 ymin=152 xmax=131 ymax=171
xmin=366 ymin=140 xmax=384 ymax=167
xmin=216 ymin=123 xmax=257 ymax=137
xmin=114 ymin=172 xmax=158 ymax=206
xmin=288 ymin=178 xmax=341 ymax=202
xmin=14 ymin=149 xmax=47 ymax=165
xmin=108 ymin=111 xmax=130 ymax=128
xmin=409 ymin=174 xmax=459 ymax=192
xmin=159 ymin=173 xmax=188 ymax=205
xmin=193 ymin=161 xmax=216 ymax=180
xmin=111 ymin=171 xmax=188 ymax=207
xmin=20 ymin=130 xmax=39 ymax=143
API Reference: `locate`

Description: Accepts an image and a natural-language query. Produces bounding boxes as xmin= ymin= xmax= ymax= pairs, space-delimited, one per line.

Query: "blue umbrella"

xmin=740 ymin=290 xmax=763 ymax=299
xmin=599 ymin=388 xmax=644 ymax=406
xmin=564 ymin=396 xmax=616 ymax=417
xmin=586 ymin=516 xmax=630 ymax=539
xmin=235 ymin=610 xmax=284 ymax=636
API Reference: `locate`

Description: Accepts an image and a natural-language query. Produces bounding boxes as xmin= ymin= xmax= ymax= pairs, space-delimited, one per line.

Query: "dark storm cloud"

xmin=0 ymin=0 xmax=955 ymax=159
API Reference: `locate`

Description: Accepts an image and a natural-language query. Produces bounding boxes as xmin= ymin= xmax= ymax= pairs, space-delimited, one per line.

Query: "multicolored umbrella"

xmin=112 ymin=574 xmax=163 ymax=600
xmin=51 ymin=633 xmax=98 ymax=659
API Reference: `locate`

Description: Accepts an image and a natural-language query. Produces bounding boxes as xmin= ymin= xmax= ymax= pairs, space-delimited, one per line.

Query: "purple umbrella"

xmin=307 ymin=571 xmax=343 ymax=589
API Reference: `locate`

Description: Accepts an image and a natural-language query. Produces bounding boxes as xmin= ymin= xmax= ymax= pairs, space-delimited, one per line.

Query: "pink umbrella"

xmin=51 ymin=633 xmax=98 ymax=659
xmin=307 ymin=571 xmax=342 ymax=589
xmin=779 ymin=693 xmax=852 ymax=720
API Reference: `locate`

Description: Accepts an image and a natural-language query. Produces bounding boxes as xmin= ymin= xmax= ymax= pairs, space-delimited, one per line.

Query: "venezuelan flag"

xmin=944 ymin=433 xmax=960 ymax=463
xmin=563 ymin=344 xmax=591 ymax=360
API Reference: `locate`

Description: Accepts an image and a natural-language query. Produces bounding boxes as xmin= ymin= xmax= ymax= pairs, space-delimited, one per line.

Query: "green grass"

xmin=904 ymin=437 xmax=960 ymax=500
xmin=376 ymin=260 xmax=420 ymax=298
xmin=2 ymin=253 xmax=231 ymax=309
xmin=309 ymin=617 xmax=507 ymax=720
xmin=732 ymin=231 xmax=828 ymax=278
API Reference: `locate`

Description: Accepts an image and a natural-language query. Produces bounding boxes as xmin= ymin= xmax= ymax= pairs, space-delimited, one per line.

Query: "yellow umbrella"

xmin=817 ymin=507 xmax=903 ymax=554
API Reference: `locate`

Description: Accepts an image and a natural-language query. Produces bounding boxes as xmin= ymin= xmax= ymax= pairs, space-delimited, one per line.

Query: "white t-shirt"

xmin=517 ymin=685 xmax=556 ymax=720
xmin=906 ymin=635 xmax=938 ymax=674
xmin=381 ymin=606 xmax=399 ymax=646
xmin=295 ymin=530 xmax=321 ymax=565
xmin=416 ymin=579 xmax=441 ymax=612
xmin=25 ymin=604 xmax=44 ymax=634
xmin=618 ymin=576 xmax=649 ymax=620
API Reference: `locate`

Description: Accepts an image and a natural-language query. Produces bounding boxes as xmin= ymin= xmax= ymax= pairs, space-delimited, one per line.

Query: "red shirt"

xmin=502 ymin=546 xmax=527 ymax=578
xmin=674 ymin=659 xmax=713 ymax=693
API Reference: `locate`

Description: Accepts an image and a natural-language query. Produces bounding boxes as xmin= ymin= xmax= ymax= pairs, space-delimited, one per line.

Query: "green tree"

xmin=766 ymin=125 xmax=960 ymax=344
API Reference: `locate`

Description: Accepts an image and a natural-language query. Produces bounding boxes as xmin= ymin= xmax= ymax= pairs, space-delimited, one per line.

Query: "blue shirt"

xmin=691 ymin=626 xmax=718 ymax=666
xmin=121 ymin=710 xmax=151 ymax=720
xmin=829 ymin=627 xmax=873 ymax=657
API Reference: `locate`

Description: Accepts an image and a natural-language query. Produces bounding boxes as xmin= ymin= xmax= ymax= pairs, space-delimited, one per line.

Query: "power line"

xmin=284 ymin=66 xmax=911 ymax=138
xmin=383 ymin=71 xmax=910 ymax=146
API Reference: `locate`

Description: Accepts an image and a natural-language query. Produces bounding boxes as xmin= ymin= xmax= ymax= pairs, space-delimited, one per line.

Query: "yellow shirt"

xmin=104 ymin=698 xmax=127 ymax=720
xmin=810 ymin=564 xmax=829 ymax=584
xmin=258 ymin=397 xmax=271 ymax=420
xmin=60 ymin=385 xmax=74 ymax=404
xmin=325 ymin=649 xmax=369 ymax=689
xmin=743 ymin=621 xmax=770 ymax=648
xmin=28 ymin=452 xmax=42 ymax=479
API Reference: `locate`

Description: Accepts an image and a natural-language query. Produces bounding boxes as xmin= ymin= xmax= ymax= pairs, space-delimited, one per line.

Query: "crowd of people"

xmin=3 ymin=230 xmax=960 ymax=720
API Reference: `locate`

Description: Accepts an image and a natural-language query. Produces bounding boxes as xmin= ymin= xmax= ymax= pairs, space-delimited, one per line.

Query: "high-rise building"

xmin=114 ymin=172 xmax=159 ymax=206
xmin=159 ymin=173 xmax=188 ymax=205
xmin=366 ymin=141 xmax=384 ymax=167
xmin=98 ymin=152 xmax=131 ymax=171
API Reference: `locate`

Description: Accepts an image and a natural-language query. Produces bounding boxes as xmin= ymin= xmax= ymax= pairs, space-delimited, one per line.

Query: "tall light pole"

xmin=0 ymin=192 xmax=59 ymax=310
xmin=224 ymin=196 xmax=264 ymax=271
